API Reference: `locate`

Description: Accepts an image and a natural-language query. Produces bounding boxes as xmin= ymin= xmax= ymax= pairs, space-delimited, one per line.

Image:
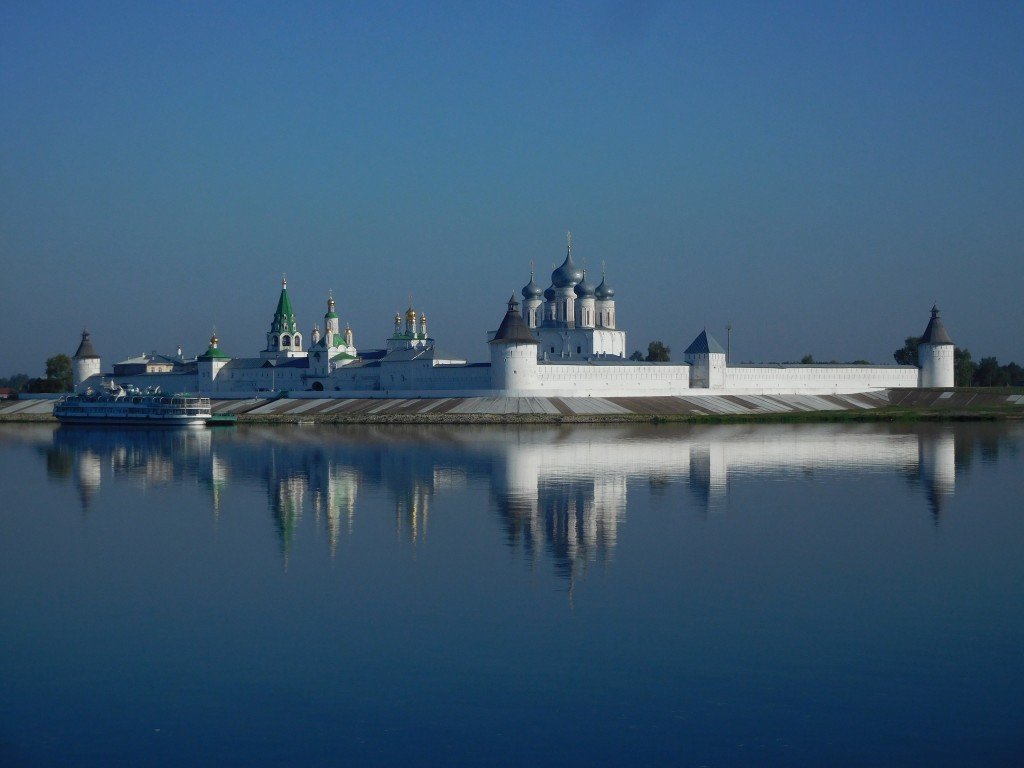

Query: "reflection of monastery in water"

xmin=32 ymin=423 xmax=991 ymax=577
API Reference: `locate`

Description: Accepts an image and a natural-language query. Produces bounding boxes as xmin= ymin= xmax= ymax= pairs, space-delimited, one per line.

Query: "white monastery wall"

xmin=724 ymin=365 xmax=919 ymax=393
xmin=530 ymin=363 xmax=691 ymax=397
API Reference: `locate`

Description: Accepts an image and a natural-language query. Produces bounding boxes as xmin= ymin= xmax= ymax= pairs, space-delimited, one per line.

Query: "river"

xmin=1 ymin=422 xmax=1021 ymax=766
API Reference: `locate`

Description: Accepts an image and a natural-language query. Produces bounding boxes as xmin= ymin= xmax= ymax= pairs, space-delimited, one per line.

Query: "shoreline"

xmin=2 ymin=388 xmax=1022 ymax=425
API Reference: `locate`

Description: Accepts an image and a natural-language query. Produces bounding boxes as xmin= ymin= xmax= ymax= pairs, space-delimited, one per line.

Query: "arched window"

xmin=272 ymin=335 xmax=278 ymax=346
xmin=282 ymin=335 xmax=291 ymax=347
xmin=312 ymin=381 xmax=324 ymax=391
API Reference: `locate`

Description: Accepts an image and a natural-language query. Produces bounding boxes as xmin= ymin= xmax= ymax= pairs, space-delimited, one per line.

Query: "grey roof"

xmin=490 ymin=295 xmax=539 ymax=345
xmin=551 ymin=247 xmax=583 ymax=288
xmin=595 ymin=275 xmax=615 ymax=299
xmin=920 ymin=305 xmax=954 ymax=345
xmin=574 ymin=273 xmax=596 ymax=297
xmin=684 ymin=329 xmax=726 ymax=355
xmin=220 ymin=358 xmax=275 ymax=371
xmin=382 ymin=347 xmax=434 ymax=362
xmin=522 ymin=274 xmax=543 ymax=299
xmin=73 ymin=330 xmax=100 ymax=359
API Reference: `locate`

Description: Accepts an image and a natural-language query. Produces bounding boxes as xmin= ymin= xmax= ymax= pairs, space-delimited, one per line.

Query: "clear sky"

xmin=2 ymin=0 xmax=1022 ymax=376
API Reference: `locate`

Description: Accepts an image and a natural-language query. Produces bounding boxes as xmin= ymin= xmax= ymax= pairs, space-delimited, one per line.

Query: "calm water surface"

xmin=1 ymin=422 xmax=1022 ymax=767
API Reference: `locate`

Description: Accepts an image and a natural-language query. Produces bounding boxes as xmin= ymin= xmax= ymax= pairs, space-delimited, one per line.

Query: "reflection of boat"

xmin=54 ymin=385 xmax=211 ymax=427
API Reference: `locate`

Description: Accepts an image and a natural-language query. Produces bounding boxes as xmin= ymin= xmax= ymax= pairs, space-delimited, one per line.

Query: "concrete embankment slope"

xmin=213 ymin=391 xmax=895 ymax=421
xmin=4 ymin=389 xmax=1020 ymax=423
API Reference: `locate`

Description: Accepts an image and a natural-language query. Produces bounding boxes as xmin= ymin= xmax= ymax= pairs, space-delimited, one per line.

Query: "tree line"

xmin=0 ymin=354 xmax=73 ymax=394
xmin=893 ymin=337 xmax=1022 ymax=388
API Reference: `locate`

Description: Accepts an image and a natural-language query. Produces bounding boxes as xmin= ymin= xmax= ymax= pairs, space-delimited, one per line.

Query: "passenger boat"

xmin=54 ymin=385 xmax=212 ymax=427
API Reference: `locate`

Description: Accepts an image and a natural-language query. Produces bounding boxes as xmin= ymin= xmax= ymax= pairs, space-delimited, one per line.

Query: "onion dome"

xmin=574 ymin=271 xmax=596 ymax=298
xmin=522 ymin=272 xmax=543 ymax=300
xmin=325 ymin=293 xmax=338 ymax=319
xmin=544 ymin=285 xmax=556 ymax=301
xmin=595 ymin=273 xmax=615 ymax=300
xmin=551 ymin=246 xmax=584 ymax=288
xmin=199 ymin=331 xmax=230 ymax=359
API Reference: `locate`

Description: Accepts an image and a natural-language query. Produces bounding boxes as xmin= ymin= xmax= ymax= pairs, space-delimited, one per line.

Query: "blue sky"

xmin=2 ymin=0 xmax=1022 ymax=375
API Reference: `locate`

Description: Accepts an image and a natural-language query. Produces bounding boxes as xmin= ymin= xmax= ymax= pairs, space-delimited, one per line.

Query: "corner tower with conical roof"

xmin=262 ymin=276 xmax=304 ymax=360
xmin=73 ymin=329 xmax=101 ymax=391
xmin=919 ymin=305 xmax=955 ymax=388
xmin=490 ymin=294 xmax=539 ymax=393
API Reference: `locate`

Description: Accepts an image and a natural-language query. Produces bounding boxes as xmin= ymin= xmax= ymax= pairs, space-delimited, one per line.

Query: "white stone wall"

xmin=531 ymin=363 xmax=691 ymax=397
xmin=725 ymin=365 xmax=919 ymax=393
xmin=536 ymin=328 xmax=627 ymax=360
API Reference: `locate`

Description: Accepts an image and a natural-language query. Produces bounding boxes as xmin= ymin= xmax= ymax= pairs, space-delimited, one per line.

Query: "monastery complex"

xmin=71 ymin=236 xmax=955 ymax=399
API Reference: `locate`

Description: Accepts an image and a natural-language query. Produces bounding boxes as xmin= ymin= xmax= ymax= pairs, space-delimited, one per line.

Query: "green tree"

xmin=629 ymin=350 xmax=644 ymax=361
xmin=954 ymin=347 xmax=975 ymax=387
xmin=26 ymin=377 xmax=65 ymax=393
xmin=1005 ymin=362 xmax=1023 ymax=386
xmin=0 ymin=373 xmax=30 ymax=392
xmin=800 ymin=354 xmax=815 ymax=364
xmin=893 ymin=336 xmax=920 ymax=366
xmin=47 ymin=354 xmax=74 ymax=391
xmin=896 ymin=337 xmax=980 ymax=388
xmin=973 ymin=356 xmax=1009 ymax=387
xmin=645 ymin=341 xmax=670 ymax=362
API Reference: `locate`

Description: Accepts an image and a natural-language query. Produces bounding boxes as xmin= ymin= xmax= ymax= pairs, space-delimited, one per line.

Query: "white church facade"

xmin=73 ymin=237 xmax=955 ymax=399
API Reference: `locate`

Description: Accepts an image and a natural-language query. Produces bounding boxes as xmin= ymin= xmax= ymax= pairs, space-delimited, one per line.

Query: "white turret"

xmin=918 ymin=305 xmax=955 ymax=388
xmin=197 ymin=331 xmax=231 ymax=392
xmin=521 ymin=271 xmax=544 ymax=329
xmin=574 ymin=270 xmax=597 ymax=329
xmin=324 ymin=292 xmax=340 ymax=339
xmin=489 ymin=295 xmax=539 ymax=393
xmin=595 ymin=271 xmax=616 ymax=329
xmin=309 ymin=292 xmax=359 ymax=378
xmin=549 ymin=232 xmax=583 ymax=328
xmin=72 ymin=329 xmax=101 ymax=391
xmin=684 ymin=329 xmax=726 ymax=389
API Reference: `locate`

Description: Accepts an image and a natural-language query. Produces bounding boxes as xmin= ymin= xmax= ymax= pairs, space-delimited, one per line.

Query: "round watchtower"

xmin=73 ymin=329 xmax=101 ymax=390
xmin=489 ymin=295 xmax=539 ymax=393
xmin=919 ymin=305 xmax=955 ymax=388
